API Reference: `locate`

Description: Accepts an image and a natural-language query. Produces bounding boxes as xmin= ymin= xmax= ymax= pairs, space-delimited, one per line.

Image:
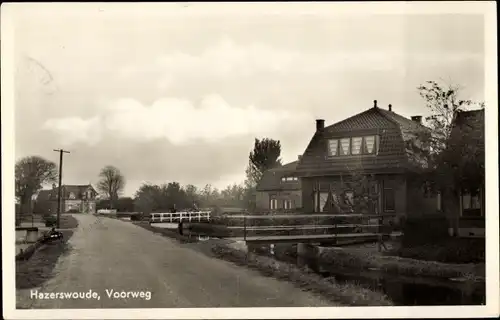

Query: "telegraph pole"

xmin=54 ymin=149 xmax=70 ymax=229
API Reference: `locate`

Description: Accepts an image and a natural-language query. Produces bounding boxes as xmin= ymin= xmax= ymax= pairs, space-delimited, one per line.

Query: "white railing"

xmin=149 ymin=211 xmax=211 ymax=223
xmin=97 ymin=209 xmax=118 ymax=214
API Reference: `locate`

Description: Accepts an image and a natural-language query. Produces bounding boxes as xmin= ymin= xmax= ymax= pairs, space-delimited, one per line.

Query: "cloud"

xmin=116 ymin=37 xmax=483 ymax=94
xmin=43 ymin=94 xmax=313 ymax=146
xmin=43 ymin=116 xmax=102 ymax=146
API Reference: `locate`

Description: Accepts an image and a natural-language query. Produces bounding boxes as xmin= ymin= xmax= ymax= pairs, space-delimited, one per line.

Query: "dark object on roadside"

xmin=44 ymin=215 xmax=57 ymax=227
xmin=130 ymin=213 xmax=144 ymax=221
xmin=178 ymin=220 xmax=183 ymax=235
xmin=41 ymin=227 xmax=64 ymax=244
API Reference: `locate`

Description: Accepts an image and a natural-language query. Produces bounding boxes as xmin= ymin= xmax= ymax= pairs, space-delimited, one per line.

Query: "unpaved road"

xmin=16 ymin=214 xmax=335 ymax=308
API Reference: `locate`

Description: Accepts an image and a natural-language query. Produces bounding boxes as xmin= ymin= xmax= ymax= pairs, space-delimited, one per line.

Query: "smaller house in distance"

xmin=35 ymin=184 xmax=98 ymax=214
xmin=255 ymin=159 xmax=302 ymax=212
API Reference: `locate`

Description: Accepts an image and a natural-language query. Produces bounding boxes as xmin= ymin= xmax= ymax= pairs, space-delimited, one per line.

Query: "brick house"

xmin=447 ymin=109 xmax=485 ymax=238
xmin=35 ymin=184 xmax=98 ymax=214
xmin=255 ymin=160 xmax=302 ymax=212
xmin=295 ymin=100 xmax=440 ymax=222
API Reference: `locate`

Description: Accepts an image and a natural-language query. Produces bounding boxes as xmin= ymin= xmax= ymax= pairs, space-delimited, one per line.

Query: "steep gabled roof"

xmin=256 ymin=161 xmax=301 ymax=191
xmin=324 ymin=107 xmax=396 ymax=134
xmin=296 ymin=102 xmax=431 ymax=176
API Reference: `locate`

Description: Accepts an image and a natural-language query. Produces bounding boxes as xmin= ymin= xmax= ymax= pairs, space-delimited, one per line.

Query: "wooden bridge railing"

xmin=233 ymin=213 xmax=401 ymax=242
xmin=149 ymin=211 xmax=211 ymax=223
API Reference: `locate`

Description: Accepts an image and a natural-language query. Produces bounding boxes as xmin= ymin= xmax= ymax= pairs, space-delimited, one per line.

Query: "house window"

xmin=327 ymin=135 xmax=379 ymax=157
xmin=461 ymin=189 xmax=482 ymax=217
xmin=339 ymin=138 xmax=351 ymax=156
xmin=270 ymin=198 xmax=278 ymax=210
xmin=313 ymin=192 xmax=330 ymax=212
xmin=351 ymin=137 xmax=363 ymax=155
xmin=344 ymin=191 xmax=354 ymax=206
xmin=328 ymin=139 xmax=338 ymax=156
xmin=283 ymin=199 xmax=293 ymax=210
xmin=383 ymin=188 xmax=395 ymax=212
xmin=364 ymin=136 xmax=376 ymax=154
xmin=69 ymin=192 xmax=76 ymax=200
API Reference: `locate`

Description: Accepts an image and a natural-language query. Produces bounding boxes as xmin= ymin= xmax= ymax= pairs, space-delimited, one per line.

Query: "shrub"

xmin=401 ymin=215 xmax=449 ymax=247
xmin=397 ymin=237 xmax=485 ymax=264
xmin=44 ymin=215 xmax=57 ymax=227
xmin=130 ymin=213 xmax=144 ymax=221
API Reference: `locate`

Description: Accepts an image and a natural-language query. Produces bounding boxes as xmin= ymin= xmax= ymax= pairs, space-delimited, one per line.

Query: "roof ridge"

xmin=376 ymin=107 xmax=429 ymax=131
xmin=324 ymin=107 xmax=377 ymax=130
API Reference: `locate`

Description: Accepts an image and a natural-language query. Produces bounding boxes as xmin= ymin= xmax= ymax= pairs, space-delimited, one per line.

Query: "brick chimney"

xmin=316 ymin=119 xmax=325 ymax=132
xmin=298 ymin=155 xmax=302 ymax=161
xmin=411 ymin=116 xmax=422 ymax=124
xmin=52 ymin=183 xmax=57 ymax=190
xmin=373 ymin=100 xmax=378 ymax=108
xmin=388 ymin=104 xmax=392 ymax=112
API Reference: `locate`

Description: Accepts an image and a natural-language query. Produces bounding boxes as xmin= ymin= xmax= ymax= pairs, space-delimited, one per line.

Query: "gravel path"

xmin=17 ymin=214 xmax=335 ymax=308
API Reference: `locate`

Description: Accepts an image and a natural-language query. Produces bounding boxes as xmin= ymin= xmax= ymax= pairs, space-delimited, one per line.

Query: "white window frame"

xmin=270 ymin=198 xmax=278 ymax=210
xmin=364 ymin=136 xmax=377 ymax=154
xmin=460 ymin=188 xmax=483 ymax=217
xmin=313 ymin=192 xmax=330 ymax=212
xmin=283 ymin=199 xmax=292 ymax=210
xmin=327 ymin=139 xmax=339 ymax=156
xmin=351 ymin=137 xmax=363 ymax=155
xmin=327 ymin=135 xmax=379 ymax=157
xmin=339 ymin=138 xmax=351 ymax=156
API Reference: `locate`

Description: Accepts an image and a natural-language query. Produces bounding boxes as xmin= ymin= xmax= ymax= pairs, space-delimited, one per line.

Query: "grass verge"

xmin=319 ymin=247 xmax=485 ymax=281
xmin=16 ymin=230 xmax=74 ymax=290
xmin=211 ymin=243 xmax=393 ymax=306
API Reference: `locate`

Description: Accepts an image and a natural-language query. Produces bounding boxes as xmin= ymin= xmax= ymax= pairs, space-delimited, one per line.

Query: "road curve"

xmin=17 ymin=214 xmax=335 ymax=308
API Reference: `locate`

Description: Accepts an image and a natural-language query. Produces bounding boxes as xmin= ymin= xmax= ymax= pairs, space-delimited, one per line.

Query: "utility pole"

xmin=54 ymin=149 xmax=70 ymax=229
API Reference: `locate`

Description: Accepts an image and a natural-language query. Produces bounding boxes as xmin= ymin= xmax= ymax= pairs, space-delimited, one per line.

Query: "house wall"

xmin=64 ymin=200 xmax=82 ymax=212
xmin=255 ymin=190 xmax=302 ymax=212
xmin=301 ymin=174 xmax=409 ymax=221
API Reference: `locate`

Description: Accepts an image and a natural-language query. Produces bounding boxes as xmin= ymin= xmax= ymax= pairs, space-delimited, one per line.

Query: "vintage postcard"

xmin=2 ymin=2 xmax=498 ymax=319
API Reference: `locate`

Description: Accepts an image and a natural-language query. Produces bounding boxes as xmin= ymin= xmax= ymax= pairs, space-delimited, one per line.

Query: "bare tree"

xmin=15 ymin=156 xmax=58 ymax=214
xmin=97 ymin=165 xmax=125 ymax=209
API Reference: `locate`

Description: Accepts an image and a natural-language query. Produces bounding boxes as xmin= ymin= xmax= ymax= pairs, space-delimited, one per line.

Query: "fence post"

xmin=244 ymin=215 xmax=247 ymax=241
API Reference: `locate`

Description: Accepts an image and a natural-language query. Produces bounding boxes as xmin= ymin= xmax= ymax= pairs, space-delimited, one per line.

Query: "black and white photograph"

xmin=2 ymin=2 xmax=498 ymax=319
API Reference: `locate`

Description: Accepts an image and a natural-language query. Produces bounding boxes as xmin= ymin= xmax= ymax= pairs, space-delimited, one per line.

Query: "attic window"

xmin=364 ymin=136 xmax=376 ymax=154
xmin=69 ymin=192 xmax=76 ymax=200
xmin=328 ymin=140 xmax=338 ymax=156
xmin=351 ymin=137 xmax=362 ymax=155
xmin=281 ymin=176 xmax=298 ymax=182
xmin=327 ymin=135 xmax=379 ymax=157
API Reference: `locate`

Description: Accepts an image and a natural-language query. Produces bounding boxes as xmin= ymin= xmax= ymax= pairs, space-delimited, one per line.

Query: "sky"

xmin=10 ymin=4 xmax=486 ymax=197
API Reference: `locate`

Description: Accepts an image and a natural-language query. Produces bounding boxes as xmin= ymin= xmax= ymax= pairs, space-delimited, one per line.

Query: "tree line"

xmin=15 ymin=135 xmax=282 ymax=215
